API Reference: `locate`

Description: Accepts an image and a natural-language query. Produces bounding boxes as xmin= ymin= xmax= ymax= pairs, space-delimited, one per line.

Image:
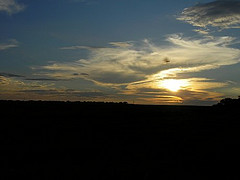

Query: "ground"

xmin=2 ymin=101 xmax=240 ymax=179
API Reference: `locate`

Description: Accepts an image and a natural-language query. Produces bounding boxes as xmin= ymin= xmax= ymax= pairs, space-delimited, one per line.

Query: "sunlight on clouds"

xmin=178 ymin=1 xmax=240 ymax=30
xmin=151 ymin=65 xmax=220 ymax=79
xmin=122 ymin=76 xmax=227 ymax=104
xmin=138 ymin=96 xmax=183 ymax=105
xmin=109 ymin=42 xmax=133 ymax=48
xmin=40 ymin=34 xmax=240 ymax=82
xmin=188 ymin=78 xmax=228 ymax=90
xmin=0 ymin=39 xmax=18 ymax=50
xmin=35 ymin=34 xmax=240 ymax=104
xmin=0 ymin=76 xmax=54 ymax=93
xmin=160 ymin=79 xmax=189 ymax=92
xmin=193 ymin=29 xmax=209 ymax=35
xmin=0 ymin=76 xmax=57 ymax=100
xmin=0 ymin=76 xmax=110 ymax=101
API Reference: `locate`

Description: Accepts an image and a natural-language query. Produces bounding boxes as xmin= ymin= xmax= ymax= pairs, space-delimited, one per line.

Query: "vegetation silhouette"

xmin=2 ymin=100 xmax=240 ymax=179
xmin=214 ymin=96 xmax=240 ymax=107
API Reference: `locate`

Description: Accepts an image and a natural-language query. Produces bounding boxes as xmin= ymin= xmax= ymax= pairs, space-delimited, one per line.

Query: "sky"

xmin=1 ymin=0 xmax=240 ymax=105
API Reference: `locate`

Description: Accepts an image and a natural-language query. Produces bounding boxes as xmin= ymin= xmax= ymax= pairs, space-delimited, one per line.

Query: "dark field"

xmin=2 ymin=101 xmax=240 ymax=179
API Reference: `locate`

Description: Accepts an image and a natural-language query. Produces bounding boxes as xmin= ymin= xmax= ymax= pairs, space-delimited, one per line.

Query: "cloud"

xmin=122 ymin=77 xmax=227 ymax=105
xmin=0 ymin=72 xmax=24 ymax=77
xmin=60 ymin=42 xmax=132 ymax=50
xmin=0 ymin=39 xmax=19 ymax=50
xmin=177 ymin=89 xmax=223 ymax=105
xmin=0 ymin=72 xmax=69 ymax=82
xmin=178 ymin=0 xmax=240 ymax=30
xmin=25 ymin=78 xmax=65 ymax=81
xmin=73 ymin=73 xmax=89 ymax=76
xmin=20 ymin=89 xmax=105 ymax=97
xmin=0 ymin=0 xmax=25 ymax=14
xmin=0 ymin=76 xmax=107 ymax=101
xmin=67 ymin=90 xmax=105 ymax=97
xmin=40 ymin=34 xmax=240 ymax=84
xmin=33 ymin=34 xmax=240 ymax=104
xmin=193 ymin=29 xmax=210 ymax=35
xmin=60 ymin=45 xmax=104 ymax=50
xmin=109 ymin=42 xmax=133 ymax=48
xmin=0 ymin=76 xmax=53 ymax=94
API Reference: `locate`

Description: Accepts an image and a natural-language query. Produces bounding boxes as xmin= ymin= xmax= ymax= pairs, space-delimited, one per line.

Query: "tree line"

xmin=214 ymin=96 xmax=240 ymax=107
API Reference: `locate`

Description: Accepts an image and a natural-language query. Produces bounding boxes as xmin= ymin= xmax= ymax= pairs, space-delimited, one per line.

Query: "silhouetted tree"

xmin=215 ymin=96 xmax=240 ymax=107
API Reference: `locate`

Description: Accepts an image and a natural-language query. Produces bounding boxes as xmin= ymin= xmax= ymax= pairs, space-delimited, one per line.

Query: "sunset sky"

xmin=1 ymin=0 xmax=240 ymax=105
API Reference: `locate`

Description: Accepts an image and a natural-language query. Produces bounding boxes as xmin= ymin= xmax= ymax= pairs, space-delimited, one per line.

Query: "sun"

xmin=161 ymin=79 xmax=188 ymax=92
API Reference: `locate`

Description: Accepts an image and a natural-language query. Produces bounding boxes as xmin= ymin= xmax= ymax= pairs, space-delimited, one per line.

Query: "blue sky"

xmin=1 ymin=0 xmax=240 ymax=105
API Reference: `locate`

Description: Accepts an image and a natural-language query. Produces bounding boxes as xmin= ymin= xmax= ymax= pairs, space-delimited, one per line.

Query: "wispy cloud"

xmin=33 ymin=34 xmax=240 ymax=104
xmin=0 ymin=39 xmax=19 ymax=50
xmin=0 ymin=76 xmax=107 ymax=101
xmin=60 ymin=45 xmax=105 ymax=50
xmin=109 ymin=42 xmax=133 ymax=48
xmin=40 ymin=34 xmax=240 ymax=83
xmin=0 ymin=71 xmax=69 ymax=82
xmin=0 ymin=76 xmax=53 ymax=95
xmin=0 ymin=72 xmax=24 ymax=77
xmin=0 ymin=0 xmax=25 ymax=15
xmin=20 ymin=89 xmax=105 ymax=98
xmin=122 ymin=77 xmax=227 ymax=105
xmin=193 ymin=29 xmax=210 ymax=35
xmin=24 ymin=78 xmax=63 ymax=81
xmin=178 ymin=0 xmax=240 ymax=31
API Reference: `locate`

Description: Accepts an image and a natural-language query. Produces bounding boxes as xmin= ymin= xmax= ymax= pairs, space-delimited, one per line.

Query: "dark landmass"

xmin=214 ymin=96 xmax=240 ymax=107
xmin=2 ymin=100 xmax=240 ymax=179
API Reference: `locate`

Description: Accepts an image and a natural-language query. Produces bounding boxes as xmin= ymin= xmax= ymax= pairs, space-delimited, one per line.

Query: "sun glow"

xmin=161 ymin=79 xmax=188 ymax=92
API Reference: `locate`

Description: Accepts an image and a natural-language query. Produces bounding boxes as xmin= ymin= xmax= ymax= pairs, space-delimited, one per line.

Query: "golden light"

xmin=160 ymin=79 xmax=188 ymax=92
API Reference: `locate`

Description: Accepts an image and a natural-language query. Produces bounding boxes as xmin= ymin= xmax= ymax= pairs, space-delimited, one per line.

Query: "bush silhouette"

xmin=215 ymin=96 xmax=240 ymax=107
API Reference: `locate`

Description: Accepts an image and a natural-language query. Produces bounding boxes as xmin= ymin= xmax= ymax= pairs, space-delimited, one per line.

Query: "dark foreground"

xmin=2 ymin=101 xmax=240 ymax=179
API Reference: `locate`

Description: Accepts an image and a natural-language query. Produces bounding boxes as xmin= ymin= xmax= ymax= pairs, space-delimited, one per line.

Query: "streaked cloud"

xmin=0 ymin=72 xmax=24 ymax=77
xmin=178 ymin=0 xmax=240 ymax=30
xmin=0 ymin=71 xmax=69 ymax=82
xmin=39 ymin=34 xmax=240 ymax=83
xmin=109 ymin=42 xmax=133 ymax=48
xmin=123 ymin=77 xmax=227 ymax=105
xmin=0 ymin=76 xmax=53 ymax=95
xmin=33 ymin=34 xmax=240 ymax=104
xmin=193 ymin=29 xmax=210 ymax=35
xmin=60 ymin=45 xmax=105 ymax=50
xmin=0 ymin=76 xmax=107 ymax=101
xmin=25 ymin=78 xmax=63 ymax=81
xmin=20 ymin=89 xmax=105 ymax=98
xmin=0 ymin=39 xmax=18 ymax=50
xmin=0 ymin=0 xmax=25 ymax=14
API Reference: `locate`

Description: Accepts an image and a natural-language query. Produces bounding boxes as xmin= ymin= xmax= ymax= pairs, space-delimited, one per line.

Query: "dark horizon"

xmin=3 ymin=97 xmax=240 ymax=179
xmin=0 ymin=99 xmax=216 ymax=107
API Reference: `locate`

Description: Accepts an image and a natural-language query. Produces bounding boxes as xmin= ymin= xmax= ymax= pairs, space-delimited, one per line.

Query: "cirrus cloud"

xmin=178 ymin=0 xmax=240 ymax=30
xmin=32 ymin=34 xmax=240 ymax=104
xmin=0 ymin=0 xmax=25 ymax=15
xmin=0 ymin=76 xmax=108 ymax=101
xmin=38 ymin=34 xmax=240 ymax=85
xmin=0 ymin=39 xmax=19 ymax=50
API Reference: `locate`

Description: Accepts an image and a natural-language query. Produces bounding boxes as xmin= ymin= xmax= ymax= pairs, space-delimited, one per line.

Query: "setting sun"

xmin=161 ymin=79 xmax=188 ymax=92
